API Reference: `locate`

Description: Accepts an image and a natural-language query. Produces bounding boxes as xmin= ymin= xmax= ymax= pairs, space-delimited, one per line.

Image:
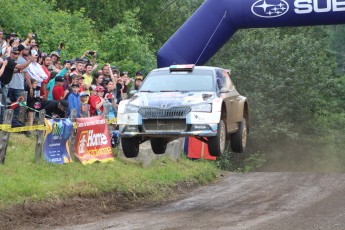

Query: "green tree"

xmin=0 ymin=0 xmax=96 ymax=60
xmin=98 ymin=9 xmax=156 ymax=74
xmin=329 ymin=25 xmax=345 ymax=75
xmin=209 ymin=26 xmax=338 ymax=148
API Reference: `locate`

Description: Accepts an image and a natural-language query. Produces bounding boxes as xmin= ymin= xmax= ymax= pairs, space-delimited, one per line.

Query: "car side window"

xmin=216 ymin=70 xmax=226 ymax=90
xmin=223 ymin=70 xmax=235 ymax=91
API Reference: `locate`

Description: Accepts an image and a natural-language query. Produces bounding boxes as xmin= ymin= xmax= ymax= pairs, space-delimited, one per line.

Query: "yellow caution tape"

xmin=8 ymin=125 xmax=46 ymax=133
xmin=0 ymin=124 xmax=11 ymax=131
xmin=0 ymin=117 xmax=117 ymax=133
xmin=106 ymin=118 xmax=117 ymax=124
xmin=0 ymin=124 xmax=46 ymax=132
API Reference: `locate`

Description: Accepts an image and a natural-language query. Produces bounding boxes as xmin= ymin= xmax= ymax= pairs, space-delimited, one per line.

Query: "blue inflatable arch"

xmin=157 ymin=0 xmax=345 ymax=68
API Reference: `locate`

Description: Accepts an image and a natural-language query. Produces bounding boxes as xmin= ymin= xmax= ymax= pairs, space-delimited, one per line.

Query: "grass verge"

xmin=0 ymin=134 xmax=219 ymax=209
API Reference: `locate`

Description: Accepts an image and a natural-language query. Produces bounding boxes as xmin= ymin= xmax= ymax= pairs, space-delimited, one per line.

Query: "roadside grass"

xmin=0 ymin=134 xmax=218 ymax=209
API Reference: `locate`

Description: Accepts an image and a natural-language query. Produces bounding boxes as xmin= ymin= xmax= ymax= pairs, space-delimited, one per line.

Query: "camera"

xmin=89 ymin=51 xmax=95 ymax=55
xmin=31 ymin=50 xmax=38 ymax=56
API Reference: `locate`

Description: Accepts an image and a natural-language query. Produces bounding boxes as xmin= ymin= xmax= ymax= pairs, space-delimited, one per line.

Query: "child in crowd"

xmin=67 ymin=83 xmax=81 ymax=117
xmin=25 ymin=79 xmax=41 ymax=126
xmin=52 ymin=76 xmax=69 ymax=100
xmin=80 ymin=91 xmax=90 ymax=117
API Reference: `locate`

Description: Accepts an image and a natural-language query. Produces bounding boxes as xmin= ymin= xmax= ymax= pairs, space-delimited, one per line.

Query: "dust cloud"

xmin=257 ymin=135 xmax=345 ymax=173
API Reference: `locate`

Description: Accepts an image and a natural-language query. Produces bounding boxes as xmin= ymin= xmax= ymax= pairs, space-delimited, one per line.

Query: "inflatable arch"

xmin=157 ymin=0 xmax=345 ymax=68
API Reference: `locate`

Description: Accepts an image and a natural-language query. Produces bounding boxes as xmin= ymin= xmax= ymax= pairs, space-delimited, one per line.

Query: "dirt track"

xmin=55 ymin=172 xmax=345 ymax=230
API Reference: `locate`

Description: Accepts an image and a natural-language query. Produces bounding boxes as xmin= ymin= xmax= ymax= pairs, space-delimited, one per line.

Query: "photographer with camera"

xmin=0 ymin=47 xmax=37 ymax=121
xmin=81 ymin=50 xmax=97 ymax=67
xmin=8 ymin=45 xmax=32 ymax=116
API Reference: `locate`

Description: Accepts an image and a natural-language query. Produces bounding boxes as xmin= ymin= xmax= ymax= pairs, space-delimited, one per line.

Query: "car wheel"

xmin=150 ymin=138 xmax=168 ymax=154
xmin=230 ymin=118 xmax=247 ymax=153
xmin=121 ymin=137 xmax=140 ymax=158
xmin=208 ymin=119 xmax=227 ymax=157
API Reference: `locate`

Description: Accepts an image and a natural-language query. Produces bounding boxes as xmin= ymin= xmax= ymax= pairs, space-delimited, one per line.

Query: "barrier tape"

xmin=0 ymin=118 xmax=117 ymax=133
xmin=0 ymin=95 xmax=117 ymax=133
xmin=106 ymin=118 xmax=117 ymax=124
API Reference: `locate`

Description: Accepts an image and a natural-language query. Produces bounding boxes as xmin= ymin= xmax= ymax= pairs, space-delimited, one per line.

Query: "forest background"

xmin=1 ymin=0 xmax=345 ymax=171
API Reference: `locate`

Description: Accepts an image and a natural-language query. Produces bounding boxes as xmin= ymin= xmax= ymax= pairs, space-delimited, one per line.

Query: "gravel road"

xmin=58 ymin=172 xmax=345 ymax=230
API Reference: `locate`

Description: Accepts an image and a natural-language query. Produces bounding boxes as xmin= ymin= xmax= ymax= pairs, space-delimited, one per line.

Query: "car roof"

xmin=151 ymin=65 xmax=224 ymax=73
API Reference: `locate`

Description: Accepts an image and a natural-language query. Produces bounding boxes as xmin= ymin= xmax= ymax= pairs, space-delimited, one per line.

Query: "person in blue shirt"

xmin=67 ymin=83 xmax=81 ymax=117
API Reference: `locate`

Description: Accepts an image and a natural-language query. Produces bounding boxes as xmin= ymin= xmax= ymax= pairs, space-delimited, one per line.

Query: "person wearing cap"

xmin=74 ymin=59 xmax=85 ymax=75
xmin=48 ymin=51 xmax=60 ymax=72
xmin=8 ymin=44 xmax=32 ymax=116
xmin=40 ymin=99 xmax=68 ymax=118
xmin=79 ymin=91 xmax=90 ymax=117
xmin=67 ymin=82 xmax=81 ymax=117
xmin=0 ymin=47 xmax=36 ymax=120
xmin=46 ymin=61 xmax=70 ymax=100
xmin=52 ymin=76 xmax=69 ymax=101
xmin=128 ymin=73 xmax=144 ymax=99
xmin=26 ymin=49 xmax=48 ymax=89
xmin=89 ymin=85 xmax=107 ymax=116
xmin=80 ymin=91 xmax=89 ymax=103
xmin=76 ymin=75 xmax=85 ymax=92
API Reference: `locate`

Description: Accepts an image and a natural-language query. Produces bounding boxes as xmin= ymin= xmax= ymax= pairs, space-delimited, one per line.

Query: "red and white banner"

xmin=75 ymin=116 xmax=114 ymax=164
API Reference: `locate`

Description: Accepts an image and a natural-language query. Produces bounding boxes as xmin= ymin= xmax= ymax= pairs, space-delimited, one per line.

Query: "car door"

xmin=216 ymin=69 xmax=240 ymax=132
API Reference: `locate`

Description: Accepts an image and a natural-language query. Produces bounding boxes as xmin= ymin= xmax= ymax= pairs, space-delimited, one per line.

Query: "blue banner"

xmin=43 ymin=119 xmax=73 ymax=164
xmin=157 ymin=0 xmax=345 ymax=67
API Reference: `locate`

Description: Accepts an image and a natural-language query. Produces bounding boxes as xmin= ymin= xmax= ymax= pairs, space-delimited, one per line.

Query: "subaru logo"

xmin=252 ymin=0 xmax=289 ymax=18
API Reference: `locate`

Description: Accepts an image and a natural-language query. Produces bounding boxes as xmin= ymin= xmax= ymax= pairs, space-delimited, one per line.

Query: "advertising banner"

xmin=43 ymin=119 xmax=73 ymax=164
xmin=75 ymin=116 xmax=114 ymax=164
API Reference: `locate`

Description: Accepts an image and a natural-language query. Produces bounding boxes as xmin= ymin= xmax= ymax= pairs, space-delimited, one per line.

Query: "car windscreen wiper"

xmin=139 ymin=90 xmax=156 ymax=93
xmin=159 ymin=90 xmax=184 ymax=92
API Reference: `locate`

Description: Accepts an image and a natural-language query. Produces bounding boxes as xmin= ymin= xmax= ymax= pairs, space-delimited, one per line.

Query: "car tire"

xmin=208 ymin=119 xmax=227 ymax=157
xmin=230 ymin=118 xmax=247 ymax=153
xmin=151 ymin=138 xmax=167 ymax=154
xmin=121 ymin=137 xmax=140 ymax=158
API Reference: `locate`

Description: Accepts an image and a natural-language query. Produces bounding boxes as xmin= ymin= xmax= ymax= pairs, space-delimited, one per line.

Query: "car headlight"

xmin=125 ymin=104 xmax=139 ymax=113
xmin=191 ymin=103 xmax=212 ymax=112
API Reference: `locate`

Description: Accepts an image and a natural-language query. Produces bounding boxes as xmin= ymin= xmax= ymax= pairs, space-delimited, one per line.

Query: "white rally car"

xmin=117 ymin=65 xmax=249 ymax=158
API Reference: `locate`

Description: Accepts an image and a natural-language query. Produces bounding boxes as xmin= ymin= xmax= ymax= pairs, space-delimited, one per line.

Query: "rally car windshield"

xmin=140 ymin=70 xmax=214 ymax=92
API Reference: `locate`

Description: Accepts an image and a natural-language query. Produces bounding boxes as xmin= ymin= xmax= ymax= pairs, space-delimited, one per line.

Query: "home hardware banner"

xmin=43 ymin=119 xmax=73 ymax=164
xmin=75 ymin=116 xmax=114 ymax=164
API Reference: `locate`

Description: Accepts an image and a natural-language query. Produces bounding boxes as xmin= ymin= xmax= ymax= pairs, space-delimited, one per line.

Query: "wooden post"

xmin=0 ymin=109 xmax=14 ymax=164
xmin=18 ymin=91 xmax=28 ymax=124
xmin=35 ymin=110 xmax=46 ymax=163
xmin=68 ymin=109 xmax=77 ymax=161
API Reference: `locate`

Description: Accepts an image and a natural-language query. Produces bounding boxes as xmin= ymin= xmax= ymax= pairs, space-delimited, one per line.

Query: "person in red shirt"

xmin=89 ymin=85 xmax=106 ymax=116
xmin=76 ymin=75 xmax=85 ymax=92
xmin=52 ymin=76 xmax=69 ymax=100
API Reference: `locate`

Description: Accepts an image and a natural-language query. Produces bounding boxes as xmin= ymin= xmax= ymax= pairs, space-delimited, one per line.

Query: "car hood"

xmin=128 ymin=92 xmax=215 ymax=108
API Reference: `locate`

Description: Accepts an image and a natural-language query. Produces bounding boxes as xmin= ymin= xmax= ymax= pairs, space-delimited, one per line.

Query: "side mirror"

xmin=220 ymin=88 xmax=230 ymax=93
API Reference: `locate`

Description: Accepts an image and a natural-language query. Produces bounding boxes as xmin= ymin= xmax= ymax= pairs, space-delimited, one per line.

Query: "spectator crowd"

xmin=0 ymin=30 xmax=145 ymax=125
